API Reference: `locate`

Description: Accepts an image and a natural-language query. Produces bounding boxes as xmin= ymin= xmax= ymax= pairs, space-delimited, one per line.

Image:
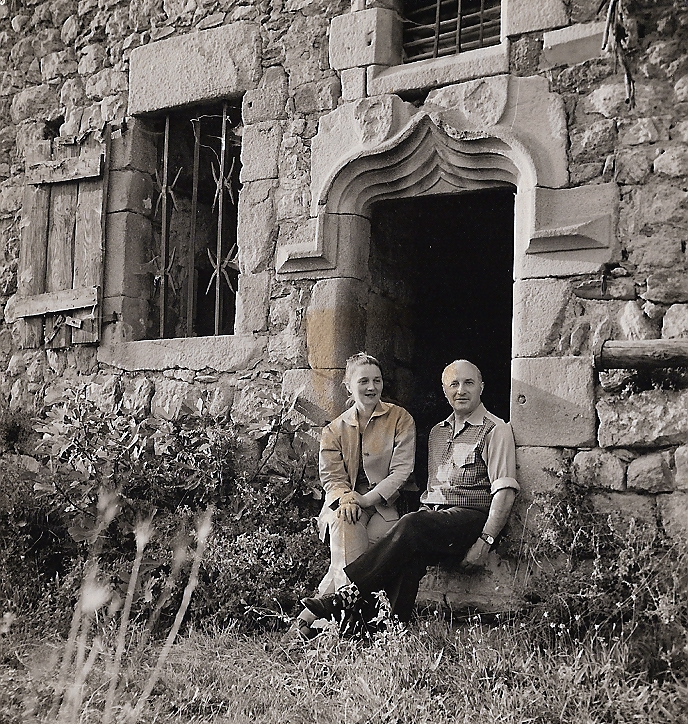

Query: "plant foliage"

xmin=1 ymin=383 xmax=327 ymax=636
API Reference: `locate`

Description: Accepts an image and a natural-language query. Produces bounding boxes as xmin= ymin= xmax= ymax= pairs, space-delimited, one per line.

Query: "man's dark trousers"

xmin=344 ymin=506 xmax=488 ymax=622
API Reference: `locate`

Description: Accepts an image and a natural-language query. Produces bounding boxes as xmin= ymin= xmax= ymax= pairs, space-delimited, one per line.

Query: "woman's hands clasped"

xmin=336 ymin=491 xmax=366 ymax=523
xmin=336 ymin=502 xmax=361 ymax=523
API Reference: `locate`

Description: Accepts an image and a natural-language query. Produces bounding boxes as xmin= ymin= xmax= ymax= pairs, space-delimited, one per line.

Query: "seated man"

xmin=303 ymin=359 xmax=519 ymax=625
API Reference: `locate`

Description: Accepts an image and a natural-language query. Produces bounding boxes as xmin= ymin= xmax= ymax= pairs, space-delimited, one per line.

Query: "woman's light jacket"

xmin=317 ymin=401 xmax=416 ymax=540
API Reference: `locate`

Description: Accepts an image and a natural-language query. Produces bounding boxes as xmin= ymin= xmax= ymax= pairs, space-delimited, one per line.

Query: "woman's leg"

xmin=292 ymin=511 xmax=373 ymax=634
xmin=317 ymin=509 xmax=371 ymax=595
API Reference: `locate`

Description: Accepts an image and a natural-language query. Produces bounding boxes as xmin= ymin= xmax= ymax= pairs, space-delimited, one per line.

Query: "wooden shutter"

xmin=7 ymin=131 xmax=109 ymax=348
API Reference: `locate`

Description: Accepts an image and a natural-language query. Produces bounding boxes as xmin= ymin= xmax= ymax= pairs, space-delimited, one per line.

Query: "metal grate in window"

xmin=403 ymin=0 xmax=501 ymax=63
xmin=150 ymin=102 xmax=241 ymax=339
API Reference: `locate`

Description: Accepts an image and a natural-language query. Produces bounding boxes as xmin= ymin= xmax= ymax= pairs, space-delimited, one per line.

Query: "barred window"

xmin=403 ymin=0 xmax=501 ymax=63
xmin=148 ymin=101 xmax=241 ymax=339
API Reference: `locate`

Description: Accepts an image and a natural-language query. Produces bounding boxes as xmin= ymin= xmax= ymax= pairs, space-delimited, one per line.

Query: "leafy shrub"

xmin=521 ymin=486 xmax=688 ymax=680
xmin=1 ymin=383 xmax=327 ymax=635
xmin=0 ymin=403 xmax=78 ymax=638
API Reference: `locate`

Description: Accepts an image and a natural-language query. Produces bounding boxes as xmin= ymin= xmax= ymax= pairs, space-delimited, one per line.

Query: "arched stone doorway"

xmin=280 ymin=77 xmax=616 ymax=456
xmin=285 ymin=110 xmax=528 ymax=418
xmin=277 ymin=74 xmax=619 ymax=609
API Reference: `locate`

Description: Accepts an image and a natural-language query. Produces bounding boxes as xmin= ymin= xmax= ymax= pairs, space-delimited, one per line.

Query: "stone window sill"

xmin=97 ymin=334 xmax=267 ymax=372
xmin=367 ymin=42 xmax=510 ymax=96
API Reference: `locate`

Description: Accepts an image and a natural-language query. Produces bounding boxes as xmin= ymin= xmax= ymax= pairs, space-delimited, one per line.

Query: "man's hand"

xmin=336 ymin=502 xmax=361 ymax=523
xmin=460 ymin=538 xmax=490 ymax=572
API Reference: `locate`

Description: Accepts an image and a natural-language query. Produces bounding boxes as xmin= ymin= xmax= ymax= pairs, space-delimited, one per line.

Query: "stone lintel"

xmin=367 ymin=42 xmax=509 ymax=96
xmin=309 ymin=97 xmax=418 ymax=216
xmin=97 ymin=334 xmax=267 ymax=372
xmin=329 ymin=9 xmax=402 ymax=71
xmin=374 ymin=78 xmax=558 ymax=194
xmin=511 ymin=356 xmax=596 ymax=447
xmin=541 ymin=21 xmax=605 ymax=69
xmin=306 ymin=277 xmax=368 ymax=369
xmin=128 ymin=23 xmax=261 ymax=115
xmin=500 ymin=75 xmax=568 ymax=189
xmin=503 ymin=0 xmax=568 ymax=37
xmin=282 ymin=367 xmax=348 ymax=426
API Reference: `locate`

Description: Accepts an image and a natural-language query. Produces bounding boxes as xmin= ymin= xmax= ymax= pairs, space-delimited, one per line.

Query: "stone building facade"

xmin=0 ymin=0 xmax=686 ymax=610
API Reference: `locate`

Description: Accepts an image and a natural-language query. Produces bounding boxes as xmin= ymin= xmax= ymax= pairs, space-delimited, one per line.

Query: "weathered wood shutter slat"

xmin=71 ymin=178 xmax=104 ymax=343
xmin=45 ymin=141 xmax=80 ymax=348
xmin=12 ymin=133 xmax=108 ymax=349
xmin=6 ymin=287 xmax=99 ymax=320
xmin=18 ymin=174 xmax=51 ymax=347
xmin=72 ymin=133 xmax=108 ymax=344
xmin=25 ymin=148 xmax=103 ymax=184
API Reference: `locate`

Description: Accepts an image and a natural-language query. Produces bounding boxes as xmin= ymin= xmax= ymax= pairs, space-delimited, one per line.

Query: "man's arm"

xmin=460 ymin=488 xmax=516 ymax=569
xmin=461 ymin=420 xmax=518 ymax=570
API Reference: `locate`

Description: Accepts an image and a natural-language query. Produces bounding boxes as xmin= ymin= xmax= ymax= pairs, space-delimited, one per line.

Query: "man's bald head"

xmin=441 ymin=360 xmax=484 ymax=420
xmin=441 ymin=360 xmax=483 ymax=386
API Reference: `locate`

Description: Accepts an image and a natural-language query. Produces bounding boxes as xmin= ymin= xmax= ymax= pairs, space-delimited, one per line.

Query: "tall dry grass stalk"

xmin=102 ymin=516 xmax=155 ymax=724
xmin=51 ymin=490 xmax=119 ymax=721
xmin=43 ymin=494 xmax=213 ymax=724
xmin=123 ymin=507 xmax=213 ymax=723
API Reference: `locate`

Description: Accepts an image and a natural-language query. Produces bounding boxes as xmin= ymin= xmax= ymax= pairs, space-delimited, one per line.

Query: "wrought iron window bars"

xmin=150 ymin=102 xmax=241 ymax=339
xmin=403 ymin=0 xmax=501 ymax=63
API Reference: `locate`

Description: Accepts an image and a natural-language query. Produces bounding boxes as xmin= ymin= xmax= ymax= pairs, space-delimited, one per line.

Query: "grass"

xmin=2 ymin=612 xmax=686 ymax=724
xmin=2 ymin=484 xmax=686 ymax=723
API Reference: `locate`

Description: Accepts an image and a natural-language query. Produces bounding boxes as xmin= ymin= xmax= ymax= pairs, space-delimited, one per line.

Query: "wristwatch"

xmin=479 ymin=533 xmax=495 ymax=546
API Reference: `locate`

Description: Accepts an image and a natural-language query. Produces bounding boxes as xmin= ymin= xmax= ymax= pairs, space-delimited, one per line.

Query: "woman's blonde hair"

xmin=343 ymin=352 xmax=383 ymax=388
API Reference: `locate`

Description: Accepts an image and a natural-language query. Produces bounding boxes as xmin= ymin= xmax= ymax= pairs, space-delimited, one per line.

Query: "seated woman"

xmin=293 ymin=352 xmax=416 ymax=639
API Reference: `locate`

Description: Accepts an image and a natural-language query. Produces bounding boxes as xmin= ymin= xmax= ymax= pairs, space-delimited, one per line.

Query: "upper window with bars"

xmin=402 ymin=0 xmax=501 ymax=63
xmin=148 ymin=101 xmax=241 ymax=340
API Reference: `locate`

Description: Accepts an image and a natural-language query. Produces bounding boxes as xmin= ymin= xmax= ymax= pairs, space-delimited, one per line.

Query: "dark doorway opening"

xmin=369 ymin=188 xmax=514 ymax=485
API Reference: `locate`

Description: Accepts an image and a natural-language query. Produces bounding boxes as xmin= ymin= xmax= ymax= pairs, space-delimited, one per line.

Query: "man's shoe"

xmin=301 ymin=593 xmax=345 ymax=619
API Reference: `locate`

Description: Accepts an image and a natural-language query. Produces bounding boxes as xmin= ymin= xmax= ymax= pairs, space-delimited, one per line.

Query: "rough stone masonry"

xmin=0 ymin=0 xmax=686 ymax=612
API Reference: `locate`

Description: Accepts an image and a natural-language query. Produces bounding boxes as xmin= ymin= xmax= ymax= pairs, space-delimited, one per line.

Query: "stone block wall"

xmin=0 ymin=0 xmax=686 ymax=616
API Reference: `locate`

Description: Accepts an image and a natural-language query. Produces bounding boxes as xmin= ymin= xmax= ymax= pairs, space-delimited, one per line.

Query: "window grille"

xmin=150 ymin=102 xmax=241 ymax=338
xmin=403 ymin=0 xmax=501 ymax=63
